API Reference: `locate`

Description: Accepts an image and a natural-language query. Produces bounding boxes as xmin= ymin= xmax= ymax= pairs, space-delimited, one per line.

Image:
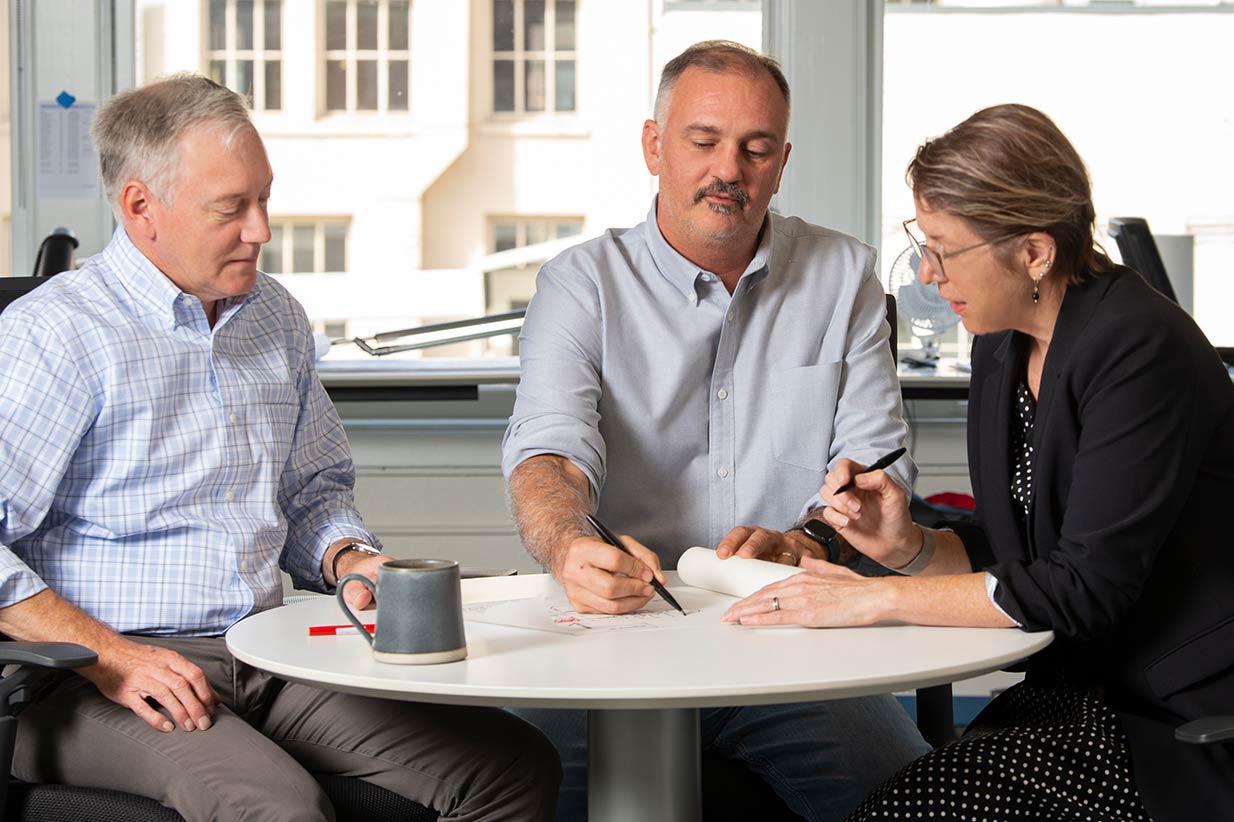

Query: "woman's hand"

xmin=819 ymin=458 xmax=922 ymax=570
xmin=721 ymin=556 xmax=893 ymax=627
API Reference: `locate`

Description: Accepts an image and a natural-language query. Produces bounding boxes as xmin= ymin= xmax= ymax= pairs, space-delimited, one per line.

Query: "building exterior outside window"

xmin=489 ymin=216 xmax=582 ymax=253
xmin=492 ymin=0 xmax=576 ymax=114
xmin=261 ymin=218 xmax=350 ymax=273
xmin=207 ymin=0 xmax=284 ymax=110
xmin=322 ymin=0 xmax=412 ymax=113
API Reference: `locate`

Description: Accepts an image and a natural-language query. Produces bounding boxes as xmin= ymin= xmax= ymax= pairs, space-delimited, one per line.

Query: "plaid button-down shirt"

xmin=0 ymin=228 xmax=375 ymax=636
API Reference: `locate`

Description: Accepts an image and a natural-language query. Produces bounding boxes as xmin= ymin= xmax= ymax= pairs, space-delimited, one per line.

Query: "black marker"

xmin=584 ymin=514 xmax=686 ymax=615
xmin=833 ymin=447 xmax=908 ymax=495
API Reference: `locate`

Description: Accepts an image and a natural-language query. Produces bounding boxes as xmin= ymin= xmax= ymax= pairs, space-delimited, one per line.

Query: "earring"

xmin=1033 ymin=259 xmax=1052 ymax=304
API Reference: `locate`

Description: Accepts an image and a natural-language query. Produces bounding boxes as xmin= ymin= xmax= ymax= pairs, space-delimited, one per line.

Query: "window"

xmin=207 ymin=0 xmax=283 ymax=111
xmin=323 ymin=0 xmax=412 ymax=113
xmin=489 ymin=216 xmax=582 ymax=253
xmin=261 ymin=219 xmax=350 ymax=274
xmin=492 ymin=0 xmax=577 ymax=114
xmin=881 ymin=2 xmax=1234 ymax=355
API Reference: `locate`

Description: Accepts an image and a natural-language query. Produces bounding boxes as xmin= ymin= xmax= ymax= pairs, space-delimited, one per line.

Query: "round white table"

xmin=227 ymin=573 xmax=1052 ymax=822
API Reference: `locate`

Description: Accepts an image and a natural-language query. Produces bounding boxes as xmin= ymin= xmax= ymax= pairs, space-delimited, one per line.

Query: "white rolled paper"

xmin=676 ymin=546 xmax=804 ymax=598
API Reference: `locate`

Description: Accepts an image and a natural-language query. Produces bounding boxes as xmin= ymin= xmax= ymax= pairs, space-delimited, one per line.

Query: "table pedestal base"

xmin=588 ymin=707 xmax=701 ymax=822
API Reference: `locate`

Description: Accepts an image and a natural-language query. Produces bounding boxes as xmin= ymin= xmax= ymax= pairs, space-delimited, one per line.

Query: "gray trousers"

xmin=12 ymin=636 xmax=561 ymax=822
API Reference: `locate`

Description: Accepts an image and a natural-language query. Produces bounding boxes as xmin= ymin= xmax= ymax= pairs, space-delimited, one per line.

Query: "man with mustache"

xmin=501 ymin=41 xmax=928 ymax=821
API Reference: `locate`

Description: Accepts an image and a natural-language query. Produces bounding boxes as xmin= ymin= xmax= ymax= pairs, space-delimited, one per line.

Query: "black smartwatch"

xmin=794 ymin=518 xmax=841 ymax=564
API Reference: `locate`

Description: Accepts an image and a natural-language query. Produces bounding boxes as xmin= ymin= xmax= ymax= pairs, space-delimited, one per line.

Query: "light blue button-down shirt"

xmin=503 ymin=201 xmax=915 ymax=568
xmin=0 ymin=229 xmax=376 ymax=636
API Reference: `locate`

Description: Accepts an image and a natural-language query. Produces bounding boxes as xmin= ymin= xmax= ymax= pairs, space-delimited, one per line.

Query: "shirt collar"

xmin=102 ymin=227 xmax=262 ymax=331
xmin=641 ymin=196 xmax=774 ymax=305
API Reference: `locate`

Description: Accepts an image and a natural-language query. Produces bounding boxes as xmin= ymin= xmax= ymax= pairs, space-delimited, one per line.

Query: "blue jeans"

xmin=511 ymin=695 xmax=929 ymax=822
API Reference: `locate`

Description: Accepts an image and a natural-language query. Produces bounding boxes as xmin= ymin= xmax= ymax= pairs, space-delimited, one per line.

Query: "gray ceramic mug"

xmin=336 ymin=559 xmax=468 ymax=664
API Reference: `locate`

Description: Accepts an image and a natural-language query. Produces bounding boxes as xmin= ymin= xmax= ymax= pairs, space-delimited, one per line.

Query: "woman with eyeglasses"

xmin=723 ymin=104 xmax=1234 ymax=822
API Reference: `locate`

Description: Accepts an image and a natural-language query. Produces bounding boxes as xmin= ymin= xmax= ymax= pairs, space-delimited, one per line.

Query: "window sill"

xmin=477 ymin=115 xmax=591 ymax=139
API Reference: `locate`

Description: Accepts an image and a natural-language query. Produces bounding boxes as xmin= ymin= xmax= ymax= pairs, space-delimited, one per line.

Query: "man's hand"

xmin=334 ymin=549 xmax=397 ymax=610
xmin=82 ymin=635 xmax=220 ymax=734
xmin=553 ymin=534 xmax=665 ymax=614
xmin=715 ymin=525 xmax=820 ymax=566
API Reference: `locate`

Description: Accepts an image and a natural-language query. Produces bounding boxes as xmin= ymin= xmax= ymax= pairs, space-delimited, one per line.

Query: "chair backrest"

xmin=885 ymin=293 xmax=898 ymax=360
xmin=1108 ymin=217 xmax=1179 ymax=304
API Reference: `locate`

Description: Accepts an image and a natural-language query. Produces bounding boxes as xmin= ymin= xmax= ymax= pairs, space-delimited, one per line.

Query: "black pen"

xmin=833 ymin=447 xmax=908 ymax=495
xmin=584 ymin=514 xmax=686 ymax=615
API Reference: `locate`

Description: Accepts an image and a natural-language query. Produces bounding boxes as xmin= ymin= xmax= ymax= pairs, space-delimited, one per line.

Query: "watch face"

xmin=803 ymin=518 xmax=838 ymax=544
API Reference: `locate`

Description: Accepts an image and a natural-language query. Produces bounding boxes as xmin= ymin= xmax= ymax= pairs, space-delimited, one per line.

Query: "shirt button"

xmin=239 ymin=560 xmax=248 ymax=572
xmin=727 ymin=311 xmax=735 ymax=322
xmin=224 ymin=489 xmax=234 ymax=502
xmin=228 ymin=413 xmax=238 ymax=424
xmin=718 ymin=467 xmax=730 ymax=478
xmin=717 ymin=388 xmax=728 ymax=400
xmin=700 ymin=274 xmax=713 ymax=283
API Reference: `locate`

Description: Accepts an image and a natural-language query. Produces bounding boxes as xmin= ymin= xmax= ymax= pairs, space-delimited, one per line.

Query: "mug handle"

xmin=335 ymin=574 xmax=378 ymax=645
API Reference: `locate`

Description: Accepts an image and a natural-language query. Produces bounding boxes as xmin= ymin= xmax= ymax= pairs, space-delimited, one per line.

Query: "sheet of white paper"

xmin=463 ymin=585 xmax=728 ymax=635
xmin=37 ymin=101 xmax=99 ymax=197
xmin=462 ymin=549 xmax=802 ymax=635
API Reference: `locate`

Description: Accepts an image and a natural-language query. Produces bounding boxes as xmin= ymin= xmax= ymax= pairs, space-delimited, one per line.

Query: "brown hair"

xmin=907 ymin=104 xmax=1113 ymax=285
xmin=654 ymin=40 xmax=790 ymax=125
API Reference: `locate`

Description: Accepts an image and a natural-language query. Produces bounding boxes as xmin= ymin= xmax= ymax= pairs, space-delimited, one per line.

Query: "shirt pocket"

xmin=249 ymin=384 xmax=301 ymax=464
xmin=770 ymin=362 xmax=841 ymax=472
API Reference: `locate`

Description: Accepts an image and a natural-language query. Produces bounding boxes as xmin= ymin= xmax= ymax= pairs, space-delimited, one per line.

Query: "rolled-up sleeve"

xmin=0 ymin=307 xmax=95 ymax=608
xmin=798 ymin=260 xmax=916 ymax=518
xmin=502 ymin=261 xmax=606 ymax=496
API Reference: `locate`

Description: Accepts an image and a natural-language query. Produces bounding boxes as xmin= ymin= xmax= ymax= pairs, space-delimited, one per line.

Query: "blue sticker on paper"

xmin=56 ymin=91 xmax=76 ymax=109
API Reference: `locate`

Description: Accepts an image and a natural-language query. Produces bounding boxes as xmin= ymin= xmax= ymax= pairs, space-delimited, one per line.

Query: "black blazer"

xmin=954 ymin=267 xmax=1234 ymax=822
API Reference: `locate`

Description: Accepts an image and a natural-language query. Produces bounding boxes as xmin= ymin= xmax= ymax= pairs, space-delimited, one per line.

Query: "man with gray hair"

xmin=0 ymin=73 xmax=559 ymax=822
xmin=503 ymin=41 xmax=929 ymax=820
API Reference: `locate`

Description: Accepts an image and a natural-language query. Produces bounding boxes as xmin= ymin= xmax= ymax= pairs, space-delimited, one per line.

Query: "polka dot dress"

xmin=847 ymin=684 xmax=1154 ymax=821
xmin=1011 ymin=381 xmax=1036 ymax=523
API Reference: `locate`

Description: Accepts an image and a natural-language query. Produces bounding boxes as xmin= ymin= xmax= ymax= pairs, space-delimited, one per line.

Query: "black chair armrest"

xmin=1175 ymin=716 xmax=1234 ymax=745
xmin=0 ymin=642 xmax=96 ymax=670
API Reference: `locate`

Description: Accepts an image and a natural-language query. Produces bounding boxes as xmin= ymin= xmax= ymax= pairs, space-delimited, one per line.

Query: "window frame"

xmin=320 ymin=0 xmax=413 ymax=115
xmin=491 ymin=0 xmax=578 ymax=116
xmin=261 ymin=217 xmax=352 ymax=275
xmin=205 ymin=0 xmax=284 ymax=111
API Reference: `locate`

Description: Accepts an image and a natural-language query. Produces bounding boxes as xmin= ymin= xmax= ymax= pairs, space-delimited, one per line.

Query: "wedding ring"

xmin=778 ymin=551 xmax=796 ymax=564
xmin=771 ymin=596 xmax=780 ymax=612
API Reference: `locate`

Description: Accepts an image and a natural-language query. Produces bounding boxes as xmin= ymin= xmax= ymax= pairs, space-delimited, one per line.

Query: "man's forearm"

xmin=0 ymin=588 xmax=126 ymax=650
xmin=507 ymin=455 xmax=593 ymax=576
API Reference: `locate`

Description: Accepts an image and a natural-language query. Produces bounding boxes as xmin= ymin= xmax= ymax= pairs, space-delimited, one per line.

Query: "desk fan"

xmin=885 ymin=246 xmax=960 ymax=367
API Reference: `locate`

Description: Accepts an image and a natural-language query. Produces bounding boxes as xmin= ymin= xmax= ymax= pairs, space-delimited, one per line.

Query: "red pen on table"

xmin=308 ymin=623 xmax=375 ymax=636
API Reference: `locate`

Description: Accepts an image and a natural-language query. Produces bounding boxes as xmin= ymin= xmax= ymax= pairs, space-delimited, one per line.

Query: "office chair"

xmin=0 ymin=641 xmax=438 ymax=821
xmin=1107 ymin=217 xmax=1179 ymax=304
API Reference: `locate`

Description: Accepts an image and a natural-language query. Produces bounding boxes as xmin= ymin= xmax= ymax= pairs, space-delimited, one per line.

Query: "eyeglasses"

xmin=902 ymin=218 xmax=1018 ymax=280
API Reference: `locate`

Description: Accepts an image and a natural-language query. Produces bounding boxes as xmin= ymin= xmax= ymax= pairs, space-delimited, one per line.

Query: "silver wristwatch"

xmin=330 ymin=541 xmax=382 ymax=583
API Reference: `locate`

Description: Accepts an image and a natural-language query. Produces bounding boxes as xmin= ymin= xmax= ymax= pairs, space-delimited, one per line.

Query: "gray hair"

xmin=91 ymin=73 xmax=254 ymax=214
xmin=653 ymin=40 xmax=791 ymax=125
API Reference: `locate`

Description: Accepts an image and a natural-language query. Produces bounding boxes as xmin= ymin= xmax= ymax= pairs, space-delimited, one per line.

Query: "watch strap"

xmin=794 ymin=518 xmax=841 ymax=564
xmin=888 ymin=526 xmax=940 ymax=576
xmin=330 ymin=542 xmax=380 ymax=584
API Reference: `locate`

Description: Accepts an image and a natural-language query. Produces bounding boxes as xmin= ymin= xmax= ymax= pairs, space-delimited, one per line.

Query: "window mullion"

xmin=347 ymin=0 xmax=358 ymax=112
xmin=377 ymin=0 xmax=389 ymax=113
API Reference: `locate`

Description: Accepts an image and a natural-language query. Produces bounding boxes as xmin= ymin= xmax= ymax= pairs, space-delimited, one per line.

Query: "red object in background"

xmin=925 ymin=492 xmax=976 ymax=511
